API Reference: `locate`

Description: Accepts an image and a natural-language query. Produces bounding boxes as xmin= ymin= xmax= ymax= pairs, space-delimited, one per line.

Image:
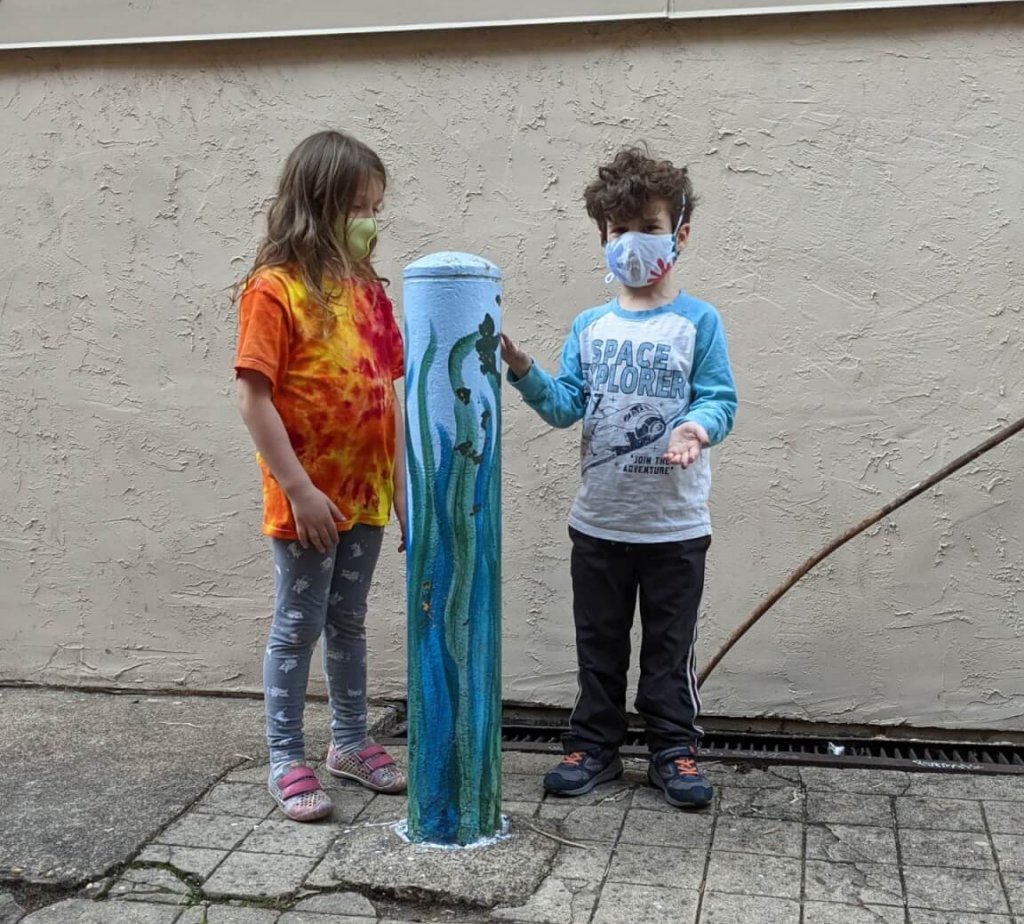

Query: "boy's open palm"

xmin=663 ymin=421 xmax=709 ymax=468
xmin=289 ymin=484 xmax=345 ymax=554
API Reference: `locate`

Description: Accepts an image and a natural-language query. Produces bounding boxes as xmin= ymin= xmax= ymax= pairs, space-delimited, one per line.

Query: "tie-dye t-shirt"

xmin=234 ymin=268 xmax=404 ymax=539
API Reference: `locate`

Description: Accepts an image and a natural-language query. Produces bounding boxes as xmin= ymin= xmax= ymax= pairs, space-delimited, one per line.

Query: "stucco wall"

xmin=2 ymin=8 xmax=1022 ymax=730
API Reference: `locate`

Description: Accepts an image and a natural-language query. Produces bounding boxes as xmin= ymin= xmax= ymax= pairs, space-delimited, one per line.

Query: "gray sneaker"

xmin=648 ymin=745 xmax=714 ymax=809
xmin=543 ymin=750 xmax=623 ymax=796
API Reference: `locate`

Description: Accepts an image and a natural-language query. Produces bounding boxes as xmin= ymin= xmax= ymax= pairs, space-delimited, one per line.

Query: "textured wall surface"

xmin=1 ymin=8 xmax=1022 ymax=730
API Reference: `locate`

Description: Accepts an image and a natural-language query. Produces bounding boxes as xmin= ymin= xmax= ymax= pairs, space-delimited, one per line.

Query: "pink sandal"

xmin=325 ymin=741 xmax=407 ymax=794
xmin=269 ymin=764 xmax=333 ymax=822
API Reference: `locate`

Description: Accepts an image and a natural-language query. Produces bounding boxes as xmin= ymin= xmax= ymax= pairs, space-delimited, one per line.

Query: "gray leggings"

xmin=263 ymin=525 xmax=384 ymax=773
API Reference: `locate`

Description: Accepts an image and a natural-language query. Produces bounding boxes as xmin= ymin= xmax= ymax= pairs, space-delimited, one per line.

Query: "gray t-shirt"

xmin=509 ymin=293 xmax=737 ymax=543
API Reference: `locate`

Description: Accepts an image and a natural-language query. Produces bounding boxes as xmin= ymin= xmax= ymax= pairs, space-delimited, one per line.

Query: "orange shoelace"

xmin=563 ymin=751 xmax=587 ymax=767
xmin=674 ymin=757 xmax=699 ymax=777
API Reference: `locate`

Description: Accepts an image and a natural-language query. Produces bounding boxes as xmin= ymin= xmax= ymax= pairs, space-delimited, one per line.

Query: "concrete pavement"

xmin=2 ymin=688 xmax=1023 ymax=923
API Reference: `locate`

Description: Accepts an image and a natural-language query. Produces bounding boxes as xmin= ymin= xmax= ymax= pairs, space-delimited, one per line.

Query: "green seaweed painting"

xmin=403 ymin=253 xmax=502 ymax=845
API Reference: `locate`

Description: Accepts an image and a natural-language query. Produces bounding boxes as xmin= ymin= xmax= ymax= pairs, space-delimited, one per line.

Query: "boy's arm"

xmin=502 ymin=327 xmax=586 ymax=429
xmin=675 ymin=309 xmax=737 ymax=446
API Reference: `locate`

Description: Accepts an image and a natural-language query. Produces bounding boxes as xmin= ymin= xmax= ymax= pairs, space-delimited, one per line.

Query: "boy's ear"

xmin=676 ymin=222 xmax=691 ymax=252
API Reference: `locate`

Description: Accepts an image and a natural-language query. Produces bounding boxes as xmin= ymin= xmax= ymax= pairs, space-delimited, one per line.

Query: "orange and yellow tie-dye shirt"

xmin=234 ymin=267 xmax=404 ymax=539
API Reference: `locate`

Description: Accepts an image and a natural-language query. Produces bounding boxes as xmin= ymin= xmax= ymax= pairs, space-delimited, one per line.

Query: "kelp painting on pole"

xmin=403 ymin=252 xmax=502 ymax=846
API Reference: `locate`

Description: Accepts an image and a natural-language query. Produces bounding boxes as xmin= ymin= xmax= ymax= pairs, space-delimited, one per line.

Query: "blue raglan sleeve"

xmin=506 ymin=320 xmax=586 ymax=429
xmin=677 ymin=307 xmax=737 ymax=446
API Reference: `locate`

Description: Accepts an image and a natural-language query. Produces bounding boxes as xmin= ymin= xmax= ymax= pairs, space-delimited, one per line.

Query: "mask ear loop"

xmin=671 ymin=193 xmax=688 ymax=261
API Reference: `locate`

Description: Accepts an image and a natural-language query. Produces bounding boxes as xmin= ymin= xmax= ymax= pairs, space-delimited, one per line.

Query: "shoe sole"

xmin=647 ymin=764 xmax=713 ymax=810
xmin=268 ymin=787 xmax=333 ymax=822
xmin=544 ymin=757 xmax=624 ymax=797
xmin=325 ymin=763 xmax=407 ymax=794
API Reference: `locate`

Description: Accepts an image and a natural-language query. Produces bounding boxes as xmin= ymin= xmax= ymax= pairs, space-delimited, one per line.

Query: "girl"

xmin=234 ymin=130 xmax=407 ymax=822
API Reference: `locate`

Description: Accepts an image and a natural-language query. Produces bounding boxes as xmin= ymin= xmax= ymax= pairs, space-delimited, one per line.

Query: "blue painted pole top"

xmin=404 ymin=251 xmax=502 ymax=281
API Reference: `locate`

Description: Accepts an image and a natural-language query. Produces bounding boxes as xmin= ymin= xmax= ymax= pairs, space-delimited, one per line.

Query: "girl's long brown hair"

xmin=241 ymin=130 xmax=387 ymax=320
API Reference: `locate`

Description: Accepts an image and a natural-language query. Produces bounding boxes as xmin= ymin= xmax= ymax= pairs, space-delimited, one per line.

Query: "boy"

xmin=502 ymin=145 xmax=737 ymax=809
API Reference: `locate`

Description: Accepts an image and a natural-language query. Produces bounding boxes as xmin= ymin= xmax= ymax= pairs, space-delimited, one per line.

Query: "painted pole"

xmin=403 ymin=252 xmax=503 ymax=846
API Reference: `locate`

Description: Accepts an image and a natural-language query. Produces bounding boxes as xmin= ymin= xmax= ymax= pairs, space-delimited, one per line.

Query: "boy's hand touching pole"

xmin=500 ymin=333 xmax=532 ymax=380
xmin=663 ymin=421 xmax=709 ymax=468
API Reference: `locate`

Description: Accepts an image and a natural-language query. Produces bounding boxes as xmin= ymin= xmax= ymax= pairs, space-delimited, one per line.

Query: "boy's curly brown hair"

xmin=584 ymin=144 xmax=697 ymax=243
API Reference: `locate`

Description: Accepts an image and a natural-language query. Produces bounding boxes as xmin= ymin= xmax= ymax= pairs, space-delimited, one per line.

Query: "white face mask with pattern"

xmin=603 ymin=196 xmax=687 ymax=288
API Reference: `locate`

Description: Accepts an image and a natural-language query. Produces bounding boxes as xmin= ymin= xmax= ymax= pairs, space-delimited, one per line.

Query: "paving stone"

xmin=898 ymin=828 xmax=996 ymax=869
xmin=278 ymin=916 xmax=379 ymax=924
xmin=903 ymin=865 xmax=1009 ymax=913
xmin=304 ymin=858 xmax=342 ymax=890
xmin=18 ymin=899 xmax=182 ymax=923
xmin=278 ymin=916 xmax=378 ymax=924
xmin=698 ymin=891 xmax=801 ymax=924
xmin=225 ymin=763 xmax=274 ymax=785
xmin=314 ymin=783 xmax=377 ymax=824
xmin=195 ymin=783 xmax=276 ymax=820
xmin=907 ymin=774 xmax=1024 ymax=803
xmin=619 ymin=808 xmax=713 ymax=849
xmin=993 ymin=834 xmax=1024 ymax=872
xmin=805 ymin=792 xmax=894 ymax=827
xmin=606 ymin=845 xmax=706 ymax=889
xmin=549 ymin=844 xmax=614 ymax=883
xmin=705 ymin=850 xmax=802 ymax=899
xmin=718 ymin=784 xmax=804 ymax=821
xmin=711 ymin=817 xmax=803 ymax=858
xmin=155 ymin=813 xmax=258 ymax=851
xmin=543 ymin=782 xmax=632 ymax=809
xmin=353 ymin=795 xmax=407 ymax=823
xmin=109 ymin=867 xmax=192 ymax=905
xmin=502 ymin=801 xmax=542 ymax=818
xmin=203 ymin=852 xmax=319 ymax=899
xmin=491 ymin=877 xmax=597 ymax=923
xmin=804 ymin=859 xmax=904 ymax=906
xmin=502 ymin=752 xmax=559 ymax=776
xmin=801 ymin=768 xmax=911 ymax=796
xmin=136 ymin=844 xmax=229 ymax=880
xmin=0 ymin=892 xmax=24 ymax=924
xmin=592 ymin=882 xmax=698 ymax=924
xmin=985 ymin=801 xmax=1024 ymax=835
xmin=536 ymin=804 xmax=626 ymax=843
xmin=502 ymin=775 xmax=547 ymax=803
xmin=803 ymin=901 xmax=904 ymax=923
xmin=365 ymin=705 xmax=404 ymax=737
xmin=632 ymin=785 xmax=687 ymax=813
xmin=909 ymin=912 xmax=1019 ymax=924
xmin=896 ymin=798 xmax=986 ymax=833
xmin=703 ymin=766 xmax=801 ymax=790
xmin=1006 ymin=872 xmax=1024 ymax=915
xmin=806 ymin=824 xmax=898 ymax=865
xmin=238 ymin=819 xmax=339 ymax=859
xmin=177 ymin=906 xmax=281 ymax=923
xmin=291 ymin=891 xmax=376 ymax=916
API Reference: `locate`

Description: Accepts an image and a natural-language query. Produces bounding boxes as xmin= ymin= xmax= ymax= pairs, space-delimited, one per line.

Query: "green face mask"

xmin=344 ymin=216 xmax=378 ymax=261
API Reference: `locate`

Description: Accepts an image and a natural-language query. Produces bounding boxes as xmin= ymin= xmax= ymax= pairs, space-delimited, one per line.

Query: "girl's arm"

xmin=236 ymin=369 xmax=344 ymax=553
xmin=393 ymin=385 xmax=407 ymax=551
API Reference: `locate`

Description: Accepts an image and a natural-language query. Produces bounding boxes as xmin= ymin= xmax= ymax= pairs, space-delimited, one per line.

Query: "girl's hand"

xmin=663 ymin=421 xmax=709 ymax=468
xmin=288 ymin=484 xmax=345 ymax=553
xmin=393 ymin=493 xmax=408 ymax=552
xmin=500 ymin=333 xmax=532 ymax=380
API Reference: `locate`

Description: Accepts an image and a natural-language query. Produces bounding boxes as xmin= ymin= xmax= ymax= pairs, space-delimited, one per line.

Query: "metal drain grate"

xmin=381 ymin=722 xmax=1024 ymax=776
